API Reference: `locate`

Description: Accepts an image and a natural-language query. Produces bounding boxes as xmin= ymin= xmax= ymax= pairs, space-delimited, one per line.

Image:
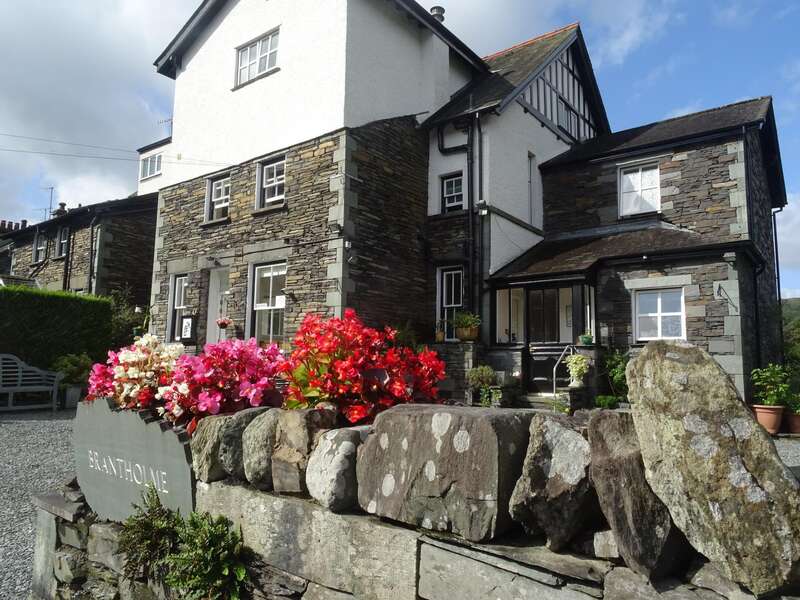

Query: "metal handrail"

xmin=552 ymin=344 xmax=576 ymax=396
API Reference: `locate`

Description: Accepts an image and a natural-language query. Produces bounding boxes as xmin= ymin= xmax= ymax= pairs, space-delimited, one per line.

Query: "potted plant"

xmin=466 ymin=365 xmax=496 ymax=407
xmin=787 ymin=394 xmax=800 ymax=434
xmin=52 ymin=353 xmax=93 ymax=409
xmin=453 ymin=312 xmax=481 ymax=341
xmin=750 ymin=364 xmax=790 ymax=435
xmin=578 ymin=331 xmax=593 ymax=345
xmin=564 ymin=353 xmax=590 ymax=388
xmin=435 ymin=320 xmax=446 ymax=343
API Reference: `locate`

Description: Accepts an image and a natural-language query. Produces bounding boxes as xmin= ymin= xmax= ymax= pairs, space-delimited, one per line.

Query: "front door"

xmin=527 ymin=287 xmax=574 ymax=392
xmin=205 ymin=268 xmax=230 ymax=344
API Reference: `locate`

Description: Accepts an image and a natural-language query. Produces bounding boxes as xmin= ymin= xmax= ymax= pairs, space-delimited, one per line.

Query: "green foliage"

xmin=466 ymin=365 xmax=496 ymax=390
xmin=595 ymin=395 xmax=620 ymax=410
xmin=550 ymin=397 xmax=570 ymax=414
xmin=478 ymin=386 xmax=503 ymax=408
xmin=788 ymin=394 xmax=800 ymax=415
xmin=51 ymin=353 xmax=93 ymax=386
xmin=564 ymin=353 xmax=590 ymax=381
xmin=603 ymin=350 xmax=629 ymax=399
xmin=392 ymin=320 xmax=419 ymax=351
xmin=452 ymin=311 xmax=481 ymax=329
xmin=119 ymin=486 xmax=181 ymax=586
xmin=108 ymin=287 xmax=147 ymax=349
xmin=0 ymin=285 xmax=112 ymax=368
xmin=751 ymin=363 xmax=791 ymax=407
xmin=165 ymin=512 xmax=250 ymax=600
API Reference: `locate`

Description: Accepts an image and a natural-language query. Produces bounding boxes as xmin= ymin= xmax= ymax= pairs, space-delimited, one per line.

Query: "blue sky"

xmin=1 ymin=0 xmax=798 ymax=295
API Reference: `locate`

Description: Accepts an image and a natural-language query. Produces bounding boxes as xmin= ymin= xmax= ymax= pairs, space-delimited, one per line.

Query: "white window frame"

xmin=634 ymin=287 xmax=685 ymax=342
xmin=33 ymin=232 xmax=47 ymax=263
xmin=171 ymin=275 xmax=189 ymax=342
xmin=441 ymin=173 xmax=464 ymax=213
xmin=208 ymin=176 xmax=231 ymax=221
xmin=618 ymin=161 xmax=661 ymax=217
xmin=140 ymin=153 xmax=162 ymax=181
xmin=437 ymin=266 xmax=463 ymax=341
xmin=252 ymin=262 xmax=287 ymax=345
xmin=237 ymin=29 xmax=280 ymax=86
xmin=259 ymin=156 xmax=286 ymax=208
xmin=56 ymin=227 xmax=69 ymax=258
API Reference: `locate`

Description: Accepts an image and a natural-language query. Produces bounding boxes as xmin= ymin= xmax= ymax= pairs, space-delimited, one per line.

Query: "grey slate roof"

xmin=425 ymin=23 xmax=581 ymax=125
xmin=491 ymin=227 xmax=715 ymax=280
xmin=543 ymin=97 xmax=773 ymax=168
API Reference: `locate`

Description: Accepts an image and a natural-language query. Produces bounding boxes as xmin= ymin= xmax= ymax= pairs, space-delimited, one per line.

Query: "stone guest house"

xmin=138 ymin=0 xmax=786 ymax=400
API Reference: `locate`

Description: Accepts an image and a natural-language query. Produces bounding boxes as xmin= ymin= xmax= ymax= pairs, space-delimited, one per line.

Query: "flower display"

xmin=282 ymin=309 xmax=446 ymax=424
xmin=157 ymin=338 xmax=285 ymax=434
xmin=215 ymin=316 xmax=233 ymax=329
xmin=87 ymin=334 xmax=184 ymax=410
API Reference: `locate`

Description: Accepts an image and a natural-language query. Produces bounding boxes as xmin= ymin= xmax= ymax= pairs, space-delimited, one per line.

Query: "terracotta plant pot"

xmin=435 ymin=331 xmax=445 ymax=343
xmin=787 ymin=412 xmax=800 ymax=434
xmin=455 ymin=326 xmax=479 ymax=342
xmin=752 ymin=404 xmax=784 ymax=435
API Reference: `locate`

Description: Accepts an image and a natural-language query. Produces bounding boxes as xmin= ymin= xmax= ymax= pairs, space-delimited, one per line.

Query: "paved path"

xmin=0 ymin=409 xmax=76 ymax=600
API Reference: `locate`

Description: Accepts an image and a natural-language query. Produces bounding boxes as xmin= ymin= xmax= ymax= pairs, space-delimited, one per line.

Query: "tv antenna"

xmin=158 ymin=118 xmax=174 ymax=136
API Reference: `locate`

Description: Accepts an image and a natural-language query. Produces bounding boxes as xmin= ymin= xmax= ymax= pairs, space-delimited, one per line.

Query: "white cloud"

xmin=712 ymin=1 xmax=760 ymax=27
xmin=777 ymin=193 xmax=800 ymax=269
xmin=782 ymin=289 xmax=800 ymax=299
xmin=664 ymin=100 xmax=704 ymax=119
xmin=0 ymin=0 xmax=197 ymax=223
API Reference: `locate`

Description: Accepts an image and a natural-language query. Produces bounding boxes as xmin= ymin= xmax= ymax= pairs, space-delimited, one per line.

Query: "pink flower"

xmin=197 ymin=390 xmax=222 ymax=415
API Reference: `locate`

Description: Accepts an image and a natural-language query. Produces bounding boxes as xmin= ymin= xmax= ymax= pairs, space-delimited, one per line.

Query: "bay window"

xmin=252 ymin=262 xmax=286 ymax=346
xmin=635 ymin=288 xmax=684 ymax=341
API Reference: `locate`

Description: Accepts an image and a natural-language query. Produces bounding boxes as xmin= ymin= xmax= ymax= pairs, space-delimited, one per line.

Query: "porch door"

xmin=206 ymin=268 xmax=230 ymax=344
xmin=527 ymin=287 xmax=574 ymax=392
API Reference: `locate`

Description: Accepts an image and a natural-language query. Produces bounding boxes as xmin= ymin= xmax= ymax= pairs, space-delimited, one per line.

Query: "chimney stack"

xmin=52 ymin=202 xmax=67 ymax=217
xmin=430 ymin=6 xmax=445 ymax=22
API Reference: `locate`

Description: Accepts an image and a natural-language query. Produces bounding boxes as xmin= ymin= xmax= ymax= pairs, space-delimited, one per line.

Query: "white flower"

xmin=178 ymin=382 xmax=189 ymax=396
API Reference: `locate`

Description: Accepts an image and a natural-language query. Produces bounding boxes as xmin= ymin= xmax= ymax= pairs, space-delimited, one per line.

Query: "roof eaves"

xmin=137 ymin=136 xmax=172 ymax=154
xmin=154 ymin=0 xmax=226 ymax=79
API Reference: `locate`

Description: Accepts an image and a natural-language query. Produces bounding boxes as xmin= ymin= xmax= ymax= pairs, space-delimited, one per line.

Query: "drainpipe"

xmin=88 ymin=216 xmax=98 ymax=294
xmin=61 ymin=228 xmax=72 ymax=291
xmin=476 ymin=113 xmax=485 ymax=323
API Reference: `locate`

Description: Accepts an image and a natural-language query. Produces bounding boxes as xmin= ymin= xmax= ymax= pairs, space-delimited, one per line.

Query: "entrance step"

xmin=517 ymin=393 xmax=570 ymax=411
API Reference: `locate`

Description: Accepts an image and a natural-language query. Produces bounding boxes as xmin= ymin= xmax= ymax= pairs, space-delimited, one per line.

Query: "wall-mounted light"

xmin=479 ymin=208 xmax=489 ymax=217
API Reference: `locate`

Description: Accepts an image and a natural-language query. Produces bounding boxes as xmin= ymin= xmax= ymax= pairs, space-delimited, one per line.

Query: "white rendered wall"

xmin=488 ymin=216 xmax=542 ymax=274
xmin=145 ymin=0 xmax=350 ymax=193
xmin=427 ymin=123 xmax=469 ymax=215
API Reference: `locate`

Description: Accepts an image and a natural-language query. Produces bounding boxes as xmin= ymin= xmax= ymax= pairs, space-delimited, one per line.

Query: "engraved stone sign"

xmin=74 ymin=398 xmax=195 ymax=522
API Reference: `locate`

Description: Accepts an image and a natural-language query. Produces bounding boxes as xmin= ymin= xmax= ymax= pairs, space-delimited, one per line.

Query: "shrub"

xmin=466 ymin=366 xmax=496 ymax=390
xmin=452 ymin=312 xmax=481 ymax=329
xmin=751 ymin=363 xmax=791 ymax=407
xmin=0 ymin=285 xmax=111 ymax=368
xmin=282 ymin=309 xmax=446 ymax=424
xmin=86 ymin=334 xmax=183 ymax=410
xmin=51 ymin=353 xmax=93 ymax=386
xmin=788 ymin=394 xmax=800 ymax=415
xmin=158 ymin=338 xmax=285 ymax=434
xmin=165 ymin=512 xmax=250 ymax=600
xmin=108 ymin=287 xmax=147 ymax=350
xmin=119 ymin=486 xmax=181 ymax=586
xmin=603 ymin=350 xmax=629 ymax=398
xmin=595 ymin=395 xmax=620 ymax=410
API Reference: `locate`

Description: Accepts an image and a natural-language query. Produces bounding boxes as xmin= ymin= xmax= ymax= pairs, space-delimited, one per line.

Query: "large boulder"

xmin=628 ymin=341 xmax=800 ymax=595
xmin=509 ymin=413 xmax=596 ymax=550
xmin=242 ymin=409 xmax=281 ymax=490
xmin=307 ymin=426 xmax=371 ymax=512
xmin=218 ymin=407 xmax=272 ymax=480
xmin=191 ymin=415 xmax=232 ymax=483
xmin=356 ymin=404 xmax=533 ymax=543
xmin=272 ymin=408 xmax=339 ymax=493
xmin=588 ymin=410 xmax=688 ymax=579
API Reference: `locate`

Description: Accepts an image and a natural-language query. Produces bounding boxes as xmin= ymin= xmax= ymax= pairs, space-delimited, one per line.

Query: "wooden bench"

xmin=0 ymin=354 xmax=63 ymax=412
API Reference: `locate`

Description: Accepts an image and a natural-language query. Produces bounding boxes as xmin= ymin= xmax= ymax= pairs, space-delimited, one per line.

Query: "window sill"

xmin=31 ymin=259 xmax=46 ymax=266
xmin=52 ymin=255 xmax=66 ymax=262
xmin=618 ymin=210 xmax=661 ymax=222
xmin=252 ymin=201 xmax=287 ymax=216
xmin=139 ymin=172 xmax=162 ymax=183
xmin=428 ymin=209 xmax=468 ymax=221
xmin=232 ymin=67 xmax=281 ymax=91
xmin=201 ymin=216 xmax=231 ymax=228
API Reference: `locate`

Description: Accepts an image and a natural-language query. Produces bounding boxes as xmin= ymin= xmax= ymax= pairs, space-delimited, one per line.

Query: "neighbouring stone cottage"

xmin=135 ymin=0 xmax=786 ymax=402
xmin=3 ymin=195 xmax=158 ymax=306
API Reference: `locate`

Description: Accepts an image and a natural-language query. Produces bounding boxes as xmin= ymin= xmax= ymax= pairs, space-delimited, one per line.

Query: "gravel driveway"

xmin=0 ymin=409 xmax=76 ymax=600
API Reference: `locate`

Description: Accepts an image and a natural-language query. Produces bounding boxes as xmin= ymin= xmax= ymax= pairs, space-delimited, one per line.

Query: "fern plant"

xmin=119 ymin=486 xmax=181 ymax=586
xmin=165 ymin=512 xmax=250 ymax=600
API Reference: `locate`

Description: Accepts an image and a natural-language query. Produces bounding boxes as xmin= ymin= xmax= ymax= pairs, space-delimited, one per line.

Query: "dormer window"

xmin=140 ymin=154 xmax=162 ymax=181
xmin=237 ymin=29 xmax=279 ymax=86
xmin=619 ymin=162 xmax=660 ymax=217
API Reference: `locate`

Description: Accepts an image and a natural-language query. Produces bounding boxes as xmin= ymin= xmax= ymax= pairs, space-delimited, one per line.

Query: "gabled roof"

xmin=491 ymin=227 xmax=713 ymax=281
xmin=154 ymin=0 xmax=487 ymax=79
xmin=543 ymin=97 xmax=772 ymax=168
xmin=424 ymin=23 xmax=609 ymax=132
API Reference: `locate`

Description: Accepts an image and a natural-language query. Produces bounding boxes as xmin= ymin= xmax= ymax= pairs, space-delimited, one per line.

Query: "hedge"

xmin=0 ymin=286 xmax=112 ymax=369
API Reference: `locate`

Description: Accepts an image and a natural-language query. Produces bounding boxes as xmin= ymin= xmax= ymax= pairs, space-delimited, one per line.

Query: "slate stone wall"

xmin=96 ymin=210 xmax=157 ymax=306
xmin=595 ymin=253 xmax=749 ymax=395
xmin=542 ymin=136 xmax=748 ymax=242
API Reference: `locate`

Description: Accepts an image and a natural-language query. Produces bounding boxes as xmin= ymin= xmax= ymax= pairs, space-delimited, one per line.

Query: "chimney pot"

xmin=21 ymin=220 xmax=27 ymax=229
xmin=430 ymin=5 xmax=445 ymax=22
